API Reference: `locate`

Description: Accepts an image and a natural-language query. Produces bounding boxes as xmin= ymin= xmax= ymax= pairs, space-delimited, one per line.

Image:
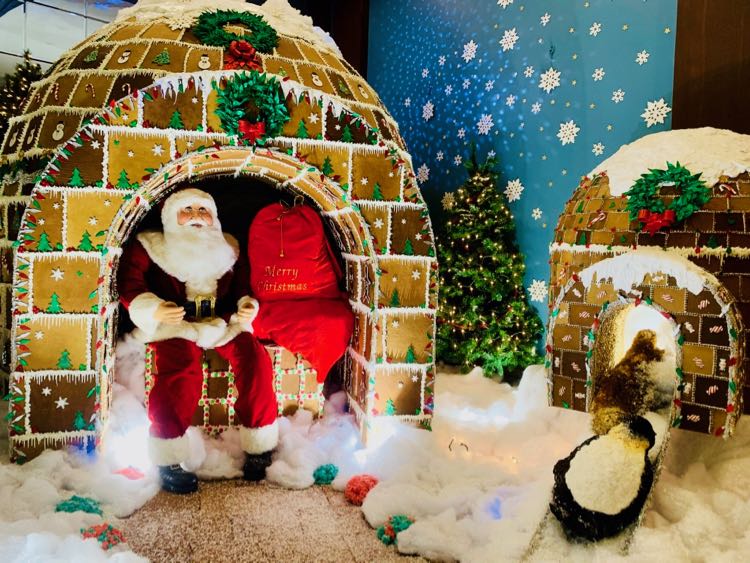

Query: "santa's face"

xmin=177 ymin=204 xmax=214 ymax=228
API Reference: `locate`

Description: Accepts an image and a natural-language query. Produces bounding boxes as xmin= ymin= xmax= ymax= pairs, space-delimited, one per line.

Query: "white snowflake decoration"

xmin=416 ymin=164 xmax=430 ymax=184
xmin=457 ymin=128 xmax=466 ymax=139
xmin=404 ymin=97 xmax=411 ymax=107
xmin=41 ymin=386 xmax=51 ymax=396
xmin=485 ymin=80 xmax=495 ymax=91
xmin=436 ymin=151 xmax=444 ymax=161
xmin=528 ymin=279 xmax=548 ymax=303
xmin=422 ymin=100 xmax=434 ymax=121
xmin=592 ymin=142 xmax=605 ymax=156
xmin=438 ymin=55 xmax=446 ymax=66
xmin=611 ymin=89 xmax=625 ymax=103
xmin=35 ymin=331 xmax=45 ymax=340
xmin=635 ymin=50 xmax=650 ymax=65
xmin=462 ymin=40 xmax=478 ymax=62
xmin=166 ymin=13 xmax=195 ymax=30
xmin=55 ymin=397 xmax=69 ymax=409
xmin=462 ymin=78 xmax=471 ymax=89
xmin=557 ymin=120 xmax=580 ymax=145
xmin=421 ymin=68 xmax=429 ymax=78
xmin=589 ymin=22 xmax=602 ymax=36
xmin=531 ymin=102 xmax=542 ymax=114
xmin=50 ymin=268 xmax=64 ymax=281
xmin=592 ymin=67 xmax=605 ymax=81
xmin=454 ymin=155 xmax=463 ymax=166
xmin=487 ymin=150 xmax=496 ymax=158
xmin=476 ymin=114 xmax=494 ymax=135
xmin=641 ymin=98 xmax=671 ymax=127
xmin=497 ymin=0 xmax=514 ymax=8
xmin=411 ymin=270 xmax=421 ymax=280
xmin=374 ymin=218 xmax=384 ymax=229
xmin=445 ymin=85 xmax=453 ymax=95
xmin=532 ymin=208 xmax=542 ymax=220
xmin=538 ymin=67 xmax=561 ymax=93
xmin=442 ymin=192 xmax=456 ymax=210
xmin=504 ymin=178 xmax=524 ymax=202
xmin=500 ymin=28 xmax=519 ymax=52
xmin=540 ymin=13 xmax=551 ymax=26
xmin=505 ymin=94 xmax=516 ymax=108
xmin=152 ymin=144 xmax=164 ymax=156
xmin=524 ymin=66 xmax=535 ymax=78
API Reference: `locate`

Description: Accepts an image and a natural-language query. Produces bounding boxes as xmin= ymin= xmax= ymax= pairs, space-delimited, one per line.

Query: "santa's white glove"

xmin=194 ymin=318 xmax=229 ymax=349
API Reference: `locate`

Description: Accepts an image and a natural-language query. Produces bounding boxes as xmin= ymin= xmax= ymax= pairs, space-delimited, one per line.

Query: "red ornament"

xmin=238 ymin=119 xmax=266 ymax=143
xmin=345 ymin=474 xmax=379 ymax=506
xmin=223 ymin=40 xmax=262 ymax=70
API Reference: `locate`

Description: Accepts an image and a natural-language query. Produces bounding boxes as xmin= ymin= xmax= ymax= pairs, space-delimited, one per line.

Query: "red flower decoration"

xmin=224 ymin=40 xmax=262 ymax=70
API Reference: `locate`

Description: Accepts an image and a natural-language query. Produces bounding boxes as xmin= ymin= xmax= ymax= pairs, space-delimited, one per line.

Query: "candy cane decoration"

xmin=707 ymin=385 xmax=719 ymax=395
xmin=85 ymin=83 xmax=96 ymax=99
xmin=52 ymin=82 xmax=60 ymax=102
xmin=571 ymin=362 xmax=581 ymax=373
xmin=562 ymin=334 xmax=572 ymax=342
xmin=687 ymin=414 xmax=701 ymax=422
xmin=709 ymin=325 xmax=724 ymax=333
xmin=587 ymin=210 xmax=607 ymax=228
xmin=662 ymin=294 xmax=674 ymax=303
xmin=122 ymin=83 xmax=132 ymax=97
xmin=558 ymin=386 xmax=566 ymax=396
xmin=698 ymin=299 xmax=710 ymax=309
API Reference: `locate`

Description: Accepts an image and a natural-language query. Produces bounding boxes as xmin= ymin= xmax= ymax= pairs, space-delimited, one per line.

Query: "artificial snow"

xmin=4 ymin=338 xmax=750 ymax=561
xmin=578 ymin=247 xmax=715 ymax=295
xmin=591 ymin=127 xmax=750 ymax=196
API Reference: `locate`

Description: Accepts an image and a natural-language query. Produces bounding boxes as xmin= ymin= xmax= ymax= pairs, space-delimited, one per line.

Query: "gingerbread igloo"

xmin=0 ymin=0 xmax=437 ymax=462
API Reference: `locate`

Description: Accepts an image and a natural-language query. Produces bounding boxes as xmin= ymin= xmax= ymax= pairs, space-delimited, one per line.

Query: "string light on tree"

xmin=0 ymin=51 xmax=42 ymax=139
xmin=436 ymin=147 xmax=542 ymax=378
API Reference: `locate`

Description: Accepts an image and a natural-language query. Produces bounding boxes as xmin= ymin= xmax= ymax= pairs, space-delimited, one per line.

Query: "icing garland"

xmin=214 ymin=71 xmax=290 ymax=145
xmin=625 ymin=162 xmax=711 ymax=235
xmin=192 ymin=10 xmax=278 ymax=53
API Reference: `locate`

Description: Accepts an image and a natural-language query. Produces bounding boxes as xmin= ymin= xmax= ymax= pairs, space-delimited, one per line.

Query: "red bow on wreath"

xmin=638 ymin=208 xmax=676 ymax=235
xmin=238 ymin=119 xmax=266 ymax=143
xmin=224 ymin=40 xmax=262 ymax=70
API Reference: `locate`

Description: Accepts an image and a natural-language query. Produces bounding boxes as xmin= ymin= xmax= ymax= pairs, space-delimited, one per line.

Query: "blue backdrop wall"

xmin=368 ymin=0 xmax=678 ymax=331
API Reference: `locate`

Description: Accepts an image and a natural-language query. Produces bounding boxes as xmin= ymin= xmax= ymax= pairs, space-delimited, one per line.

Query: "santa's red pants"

xmin=148 ymin=333 xmax=275 ymax=439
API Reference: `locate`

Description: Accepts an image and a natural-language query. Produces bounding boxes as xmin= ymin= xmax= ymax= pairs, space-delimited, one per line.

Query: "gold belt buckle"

xmin=194 ymin=295 xmax=216 ymax=320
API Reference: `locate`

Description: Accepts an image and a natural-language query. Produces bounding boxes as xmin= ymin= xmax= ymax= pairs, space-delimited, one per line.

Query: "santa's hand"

xmin=154 ymin=302 xmax=185 ymax=325
xmin=236 ymin=299 xmax=258 ymax=322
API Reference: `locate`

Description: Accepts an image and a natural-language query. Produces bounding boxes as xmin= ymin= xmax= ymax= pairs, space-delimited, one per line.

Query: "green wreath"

xmin=214 ymin=71 xmax=290 ymax=145
xmin=193 ymin=10 xmax=279 ymax=53
xmin=625 ymin=162 xmax=711 ymax=222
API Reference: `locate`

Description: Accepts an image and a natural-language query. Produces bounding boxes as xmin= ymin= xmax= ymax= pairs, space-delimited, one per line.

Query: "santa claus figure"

xmin=118 ymin=188 xmax=277 ymax=494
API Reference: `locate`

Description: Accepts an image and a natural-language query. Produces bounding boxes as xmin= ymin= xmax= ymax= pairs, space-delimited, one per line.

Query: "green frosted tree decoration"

xmin=78 ymin=231 xmax=94 ymax=251
xmin=321 ymin=156 xmax=334 ymax=176
xmin=73 ymin=411 xmax=86 ymax=430
xmin=372 ymin=183 xmax=384 ymax=201
xmin=152 ymin=48 xmax=171 ymax=65
xmin=83 ymin=49 xmax=98 ymax=63
xmin=37 ymin=231 xmax=53 ymax=251
xmin=341 ymin=123 xmax=354 ymax=143
xmin=389 ymin=289 xmax=400 ymax=307
xmin=405 ymin=345 xmax=416 ymax=364
xmin=296 ymin=119 xmax=309 ymax=139
xmin=47 ymin=292 xmax=63 ymax=313
xmin=168 ymin=110 xmax=185 ymax=129
xmin=69 ymin=167 xmax=85 ymax=187
xmin=116 ymin=169 xmax=131 ymax=190
xmin=436 ymin=148 xmax=542 ymax=379
xmin=403 ymin=239 xmax=414 ymax=255
xmin=57 ymin=349 xmax=72 ymax=370
xmin=385 ymin=399 xmax=396 ymax=416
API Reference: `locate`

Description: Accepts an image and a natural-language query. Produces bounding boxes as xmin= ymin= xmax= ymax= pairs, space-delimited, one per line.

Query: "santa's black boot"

xmin=243 ymin=451 xmax=273 ymax=482
xmin=158 ymin=464 xmax=199 ymax=494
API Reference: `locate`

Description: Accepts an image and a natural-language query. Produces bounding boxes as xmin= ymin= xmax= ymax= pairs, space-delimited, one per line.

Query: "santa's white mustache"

xmin=185 ymin=219 xmax=209 ymax=227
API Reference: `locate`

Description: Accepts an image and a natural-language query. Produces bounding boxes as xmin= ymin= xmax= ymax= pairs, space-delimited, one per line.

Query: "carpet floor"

xmin=118 ymin=480 xmax=428 ymax=562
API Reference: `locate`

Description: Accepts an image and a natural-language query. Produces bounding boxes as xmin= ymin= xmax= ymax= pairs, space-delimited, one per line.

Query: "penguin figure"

xmin=550 ymin=416 xmax=656 ymax=542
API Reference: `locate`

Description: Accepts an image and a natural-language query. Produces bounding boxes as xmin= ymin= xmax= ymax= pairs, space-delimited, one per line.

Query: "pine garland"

xmin=625 ymin=162 xmax=710 ymax=222
xmin=214 ymin=71 xmax=290 ymax=145
xmin=193 ymin=10 xmax=278 ymax=53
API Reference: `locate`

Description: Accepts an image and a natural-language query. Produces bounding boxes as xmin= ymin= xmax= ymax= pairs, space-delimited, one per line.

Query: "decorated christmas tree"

xmin=296 ymin=119 xmax=309 ymax=138
xmin=152 ymin=48 xmax=170 ymax=65
xmin=372 ymin=182 xmax=384 ymax=201
xmin=168 ymin=110 xmax=185 ymax=129
xmin=321 ymin=156 xmax=334 ymax=176
xmin=0 ymin=51 xmax=43 ymax=139
xmin=116 ymin=169 xmax=131 ymax=189
xmin=69 ymin=168 xmax=85 ymax=187
xmin=436 ymin=150 xmax=542 ymax=379
xmin=341 ymin=123 xmax=354 ymax=143
xmin=47 ymin=292 xmax=63 ymax=313
xmin=57 ymin=349 xmax=73 ymax=370
xmin=37 ymin=231 xmax=53 ymax=251
xmin=78 ymin=231 xmax=94 ymax=251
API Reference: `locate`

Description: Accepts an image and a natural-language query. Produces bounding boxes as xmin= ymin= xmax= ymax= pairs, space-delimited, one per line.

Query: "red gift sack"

xmin=248 ymin=203 xmax=344 ymax=301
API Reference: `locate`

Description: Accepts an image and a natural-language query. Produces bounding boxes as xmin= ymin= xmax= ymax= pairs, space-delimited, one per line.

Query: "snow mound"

xmin=591 ymin=127 xmax=750 ymax=196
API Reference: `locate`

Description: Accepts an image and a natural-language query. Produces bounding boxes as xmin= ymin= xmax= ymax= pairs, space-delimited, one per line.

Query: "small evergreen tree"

xmin=69 ymin=168 xmax=85 ymax=187
xmin=37 ymin=231 xmax=53 ymax=251
xmin=372 ymin=183 xmax=384 ymax=201
xmin=47 ymin=292 xmax=63 ymax=313
xmin=152 ymin=48 xmax=170 ymax=65
xmin=321 ymin=156 xmax=334 ymax=176
xmin=405 ymin=345 xmax=416 ymax=364
xmin=78 ymin=231 xmax=94 ymax=251
xmin=296 ymin=119 xmax=309 ymax=138
xmin=341 ymin=123 xmax=354 ymax=142
xmin=436 ymin=149 xmax=542 ymax=379
xmin=116 ymin=169 xmax=131 ymax=189
xmin=389 ymin=289 xmax=400 ymax=307
xmin=0 ymin=51 xmax=42 ymax=139
xmin=385 ymin=399 xmax=396 ymax=416
xmin=57 ymin=349 xmax=72 ymax=370
xmin=168 ymin=110 xmax=184 ymax=129
xmin=403 ymin=239 xmax=414 ymax=255
xmin=73 ymin=411 xmax=86 ymax=430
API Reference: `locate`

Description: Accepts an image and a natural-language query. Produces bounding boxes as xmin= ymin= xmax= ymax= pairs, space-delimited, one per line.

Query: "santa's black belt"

xmin=181 ymin=296 xmax=216 ymax=320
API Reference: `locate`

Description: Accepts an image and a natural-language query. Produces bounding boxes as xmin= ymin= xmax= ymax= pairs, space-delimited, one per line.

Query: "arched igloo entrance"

xmin=547 ymin=250 xmax=745 ymax=437
xmin=6 ymin=73 xmax=438 ymax=462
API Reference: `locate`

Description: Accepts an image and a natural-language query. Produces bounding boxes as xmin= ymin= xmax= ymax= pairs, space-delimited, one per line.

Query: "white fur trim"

xmin=239 ymin=420 xmax=279 ymax=454
xmin=213 ymin=296 xmax=259 ymax=347
xmin=194 ymin=318 xmax=229 ymax=348
xmin=160 ymin=188 xmax=218 ymax=228
xmin=148 ymin=433 xmax=190 ymax=466
xmin=128 ymin=292 xmax=164 ymax=335
xmin=132 ymin=321 xmax=200 ymax=344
